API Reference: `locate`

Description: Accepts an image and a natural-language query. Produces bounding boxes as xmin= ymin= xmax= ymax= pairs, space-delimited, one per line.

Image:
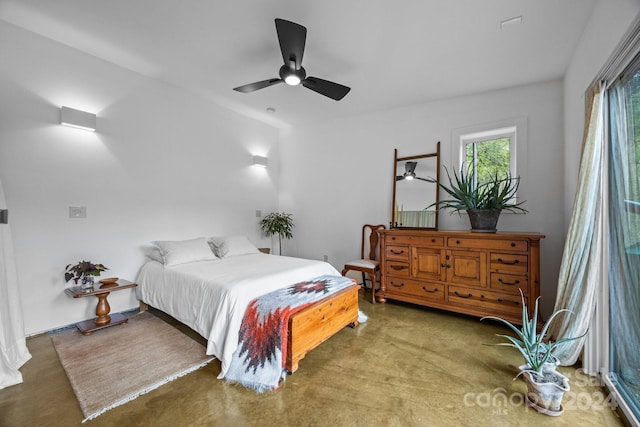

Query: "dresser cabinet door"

xmin=446 ymin=250 xmax=487 ymax=287
xmin=412 ymin=247 xmax=446 ymax=281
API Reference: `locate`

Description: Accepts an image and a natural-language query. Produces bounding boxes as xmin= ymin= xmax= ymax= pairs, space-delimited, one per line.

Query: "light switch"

xmin=256 ymin=210 xmax=262 ymax=218
xmin=69 ymin=206 xmax=86 ymax=219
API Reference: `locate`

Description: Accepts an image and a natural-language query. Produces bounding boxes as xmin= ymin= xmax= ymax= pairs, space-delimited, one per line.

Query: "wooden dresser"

xmin=378 ymin=229 xmax=545 ymax=325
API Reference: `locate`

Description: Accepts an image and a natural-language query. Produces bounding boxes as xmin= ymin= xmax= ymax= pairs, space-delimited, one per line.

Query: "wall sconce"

xmin=252 ymin=155 xmax=268 ymax=168
xmin=60 ymin=106 xmax=97 ymax=132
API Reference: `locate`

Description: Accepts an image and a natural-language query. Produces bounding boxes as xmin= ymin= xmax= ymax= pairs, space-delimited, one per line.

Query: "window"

xmin=607 ymin=57 xmax=640 ymax=422
xmin=461 ymin=126 xmax=516 ymax=187
xmin=453 ymin=121 xmax=522 ymax=204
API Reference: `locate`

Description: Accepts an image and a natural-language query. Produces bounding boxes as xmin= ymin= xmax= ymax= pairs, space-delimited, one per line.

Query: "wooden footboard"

xmin=286 ymin=284 xmax=359 ymax=373
xmin=138 ymin=283 xmax=360 ymax=375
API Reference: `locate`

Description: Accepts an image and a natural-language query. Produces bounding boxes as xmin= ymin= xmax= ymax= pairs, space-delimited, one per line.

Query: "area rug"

xmin=51 ymin=311 xmax=214 ymax=422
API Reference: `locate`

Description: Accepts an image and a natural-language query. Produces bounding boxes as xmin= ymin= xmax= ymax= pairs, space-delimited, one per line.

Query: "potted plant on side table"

xmin=428 ymin=166 xmax=527 ymax=232
xmin=259 ymin=212 xmax=294 ymax=255
xmin=65 ymin=260 xmax=108 ymax=289
xmin=481 ymin=291 xmax=586 ymax=416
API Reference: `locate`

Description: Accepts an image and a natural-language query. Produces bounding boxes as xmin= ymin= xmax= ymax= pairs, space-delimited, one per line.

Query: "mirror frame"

xmin=391 ymin=141 xmax=440 ymax=229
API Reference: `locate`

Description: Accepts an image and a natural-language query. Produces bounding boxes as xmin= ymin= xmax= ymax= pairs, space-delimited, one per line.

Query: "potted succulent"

xmin=259 ymin=212 xmax=294 ymax=255
xmin=481 ymin=291 xmax=585 ymax=416
xmin=428 ymin=166 xmax=527 ymax=232
xmin=65 ymin=260 xmax=108 ymax=289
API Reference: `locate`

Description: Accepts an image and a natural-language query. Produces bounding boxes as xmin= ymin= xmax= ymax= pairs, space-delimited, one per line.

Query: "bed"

xmin=135 ymin=236 xmax=360 ymax=382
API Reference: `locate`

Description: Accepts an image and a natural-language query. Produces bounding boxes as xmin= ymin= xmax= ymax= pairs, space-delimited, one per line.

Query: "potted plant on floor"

xmin=259 ymin=212 xmax=294 ymax=255
xmin=481 ymin=291 xmax=585 ymax=416
xmin=428 ymin=166 xmax=527 ymax=232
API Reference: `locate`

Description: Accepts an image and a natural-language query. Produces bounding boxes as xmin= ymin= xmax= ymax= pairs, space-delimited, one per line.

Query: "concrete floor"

xmin=0 ymin=290 xmax=625 ymax=426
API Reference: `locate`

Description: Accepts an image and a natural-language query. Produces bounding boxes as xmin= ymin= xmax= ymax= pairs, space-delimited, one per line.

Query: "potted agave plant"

xmin=481 ymin=291 xmax=585 ymax=416
xmin=429 ymin=166 xmax=527 ymax=232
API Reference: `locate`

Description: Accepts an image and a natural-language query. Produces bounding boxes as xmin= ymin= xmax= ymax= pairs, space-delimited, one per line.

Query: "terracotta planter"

xmin=518 ymin=364 xmax=569 ymax=416
xmin=467 ymin=209 xmax=501 ymax=233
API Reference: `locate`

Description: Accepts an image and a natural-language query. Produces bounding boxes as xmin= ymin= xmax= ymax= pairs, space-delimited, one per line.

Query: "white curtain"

xmin=548 ymin=82 xmax=607 ymax=365
xmin=0 ymin=177 xmax=31 ymax=389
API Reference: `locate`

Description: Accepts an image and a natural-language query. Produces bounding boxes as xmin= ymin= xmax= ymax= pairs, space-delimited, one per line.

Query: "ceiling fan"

xmin=396 ymin=162 xmax=430 ymax=181
xmin=233 ymin=19 xmax=351 ymax=101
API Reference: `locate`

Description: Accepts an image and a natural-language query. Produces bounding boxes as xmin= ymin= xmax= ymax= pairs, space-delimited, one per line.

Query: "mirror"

xmin=391 ymin=141 xmax=440 ymax=229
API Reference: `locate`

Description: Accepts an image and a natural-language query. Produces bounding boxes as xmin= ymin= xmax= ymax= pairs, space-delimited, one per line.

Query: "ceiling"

xmin=0 ymin=0 xmax=596 ymax=129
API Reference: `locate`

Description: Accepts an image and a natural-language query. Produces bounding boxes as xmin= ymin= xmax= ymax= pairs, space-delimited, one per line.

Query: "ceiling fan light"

xmin=284 ymin=75 xmax=301 ymax=86
xmin=279 ymin=65 xmax=306 ymax=86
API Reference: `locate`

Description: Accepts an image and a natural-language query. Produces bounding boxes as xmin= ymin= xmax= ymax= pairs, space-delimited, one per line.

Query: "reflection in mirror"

xmin=392 ymin=142 xmax=440 ymax=229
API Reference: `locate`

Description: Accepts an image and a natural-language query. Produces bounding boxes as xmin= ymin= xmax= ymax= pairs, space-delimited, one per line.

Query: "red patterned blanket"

xmin=224 ymin=274 xmax=357 ymax=392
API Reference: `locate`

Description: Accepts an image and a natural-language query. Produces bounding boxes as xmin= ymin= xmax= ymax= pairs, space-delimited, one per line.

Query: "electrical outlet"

xmin=69 ymin=206 xmax=86 ymax=219
xmin=323 ymin=255 xmax=329 ymax=262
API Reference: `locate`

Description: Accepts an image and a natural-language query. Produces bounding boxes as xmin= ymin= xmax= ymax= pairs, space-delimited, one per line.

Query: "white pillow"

xmin=142 ymin=245 xmax=164 ymax=263
xmin=152 ymin=237 xmax=217 ymax=267
xmin=210 ymin=236 xmax=260 ymax=258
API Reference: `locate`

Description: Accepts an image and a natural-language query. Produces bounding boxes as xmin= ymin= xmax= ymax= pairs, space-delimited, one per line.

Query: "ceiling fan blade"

xmin=233 ymin=78 xmax=283 ymax=93
xmin=303 ymin=77 xmax=351 ymax=101
xmin=275 ymin=18 xmax=306 ymax=69
xmin=406 ymin=162 xmax=417 ymax=173
xmin=396 ymin=175 xmax=405 ymax=181
xmin=416 ymin=177 xmax=431 ymax=182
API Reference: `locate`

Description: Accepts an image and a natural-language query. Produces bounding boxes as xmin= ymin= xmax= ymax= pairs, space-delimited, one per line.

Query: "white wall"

xmin=0 ymin=23 xmax=280 ymax=335
xmin=280 ymin=80 xmax=564 ymax=316
xmin=563 ymin=0 xmax=640 ymax=229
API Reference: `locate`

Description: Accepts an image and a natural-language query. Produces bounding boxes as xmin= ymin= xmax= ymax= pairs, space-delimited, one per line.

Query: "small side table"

xmin=65 ymin=279 xmax=138 ymax=335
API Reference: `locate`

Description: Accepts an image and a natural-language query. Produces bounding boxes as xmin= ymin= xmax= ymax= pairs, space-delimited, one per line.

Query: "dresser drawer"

xmin=448 ymin=237 xmax=528 ymax=252
xmin=385 ymin=261 xmax=410 ymax=277
xmin=448 ymin=286 xmax=525 ymax=318
xmin=385 ymin=235 xmax=444 ymax=246
xmin=386 ymin=277 xmax=445 ymax=301
xmin=490 ymin=253 xmax=528 ymax=273
xmin=489 ymin=273 xmax=528 ymax=294
xmin=415 ymin=236 xmax=444 ymax=246
xmin=385 ymin=245 xmax=410 ymax=261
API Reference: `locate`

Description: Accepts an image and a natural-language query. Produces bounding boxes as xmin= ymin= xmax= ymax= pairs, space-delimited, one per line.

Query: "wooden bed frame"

xmin=139 ymin=283 xmax=360 ymax=374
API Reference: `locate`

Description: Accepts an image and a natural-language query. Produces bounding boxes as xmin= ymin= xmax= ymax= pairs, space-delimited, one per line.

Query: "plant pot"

xmin=518 ymin=364 xmax=569 ymax=416
xmin=81 ymin=275 xmax=95 ymax=290
xmin=467 ymin=209 xmax=501 ymax=233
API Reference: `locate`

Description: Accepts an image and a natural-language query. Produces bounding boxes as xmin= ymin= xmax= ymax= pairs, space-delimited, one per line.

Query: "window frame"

xmin=460 ymin=126 xmax=517 ymax=183
xmin=452 ymin=117 xmax=526 ymax=204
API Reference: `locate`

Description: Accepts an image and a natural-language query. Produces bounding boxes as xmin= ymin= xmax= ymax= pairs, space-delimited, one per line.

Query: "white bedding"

xmin=135 ymin=253 xmax=341 ymax=378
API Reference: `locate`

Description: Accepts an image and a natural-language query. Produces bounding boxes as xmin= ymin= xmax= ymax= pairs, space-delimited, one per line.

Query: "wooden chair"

xmin=341 ymin=224 xmax=386 ymax=303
